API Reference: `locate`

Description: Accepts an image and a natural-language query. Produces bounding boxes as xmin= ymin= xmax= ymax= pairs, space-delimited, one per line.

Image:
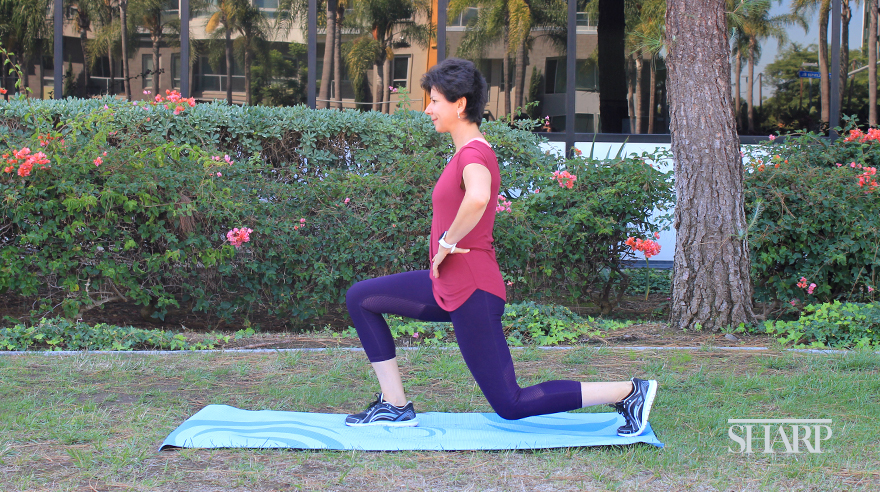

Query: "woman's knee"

xmin=484 ymin=392 xmax=528 ymax=420
xmin=345 ymin=279 xmax=371 ymax=308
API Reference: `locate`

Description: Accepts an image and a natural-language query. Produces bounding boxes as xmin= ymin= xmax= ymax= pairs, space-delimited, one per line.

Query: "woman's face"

xmin=425 ymin=87 xmax=464 ymax=133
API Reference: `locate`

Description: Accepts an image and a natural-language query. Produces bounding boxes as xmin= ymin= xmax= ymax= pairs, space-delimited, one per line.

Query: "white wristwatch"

xmin=439 ymin=231 xmax=457 ymax=253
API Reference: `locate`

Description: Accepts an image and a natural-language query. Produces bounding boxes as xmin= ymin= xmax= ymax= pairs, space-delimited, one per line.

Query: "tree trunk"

xmin=598 ymin=0 xmax=626 ymax=133
xmin=225 ymin=26 xmax=233 ymax=104
xmin=734 ymin=49 xmax=742 ymax=130
xmin=747 ymin=36 xmax=756 ymax=134
xmin=502 ymin=27 xmax=511 ymax=119
xmin=152 ymin=35 xmax=160 ymax=96
xmin=120 ymin=0 xmax=131 ymax=100
xmin=635 ymin=50 xmax=644 ymax=134
xmin=870 ymin=0 xmax=878 ymax=126
xmin=840 ymin=1 xmax=851 ymax=109
xmin=383 ymin=49 xmax=391 ymax=113
xmin=818 ymin=2 xmax=830 ymax=123
xmin=37 ymin=46 xmax=45 ymax=99
xmin=514 ymin=37 xmax=526 ymax=110
xmin=108 ymin=44 xmax=115 ymax=95
xmin=21 ymin=55 xmax=30 ymax=96
xmin=333 ymin=5 xmax=344 ymax=109
xmin=626 ymin=56 xmax=635 ymax=130
xmin=648 ymin=56 xmax=656 ymax=134
xmin=666 ymin=0 xmax=756 ymax=332
xmin=245 ymin=46 xmax=252 ymax=105
xmin=372 ymin=26 xmax=385 ymax=112
xmin=80 ymin=26 xmax=91 ymax=97
xmin=319 ymin=0 xmax=336 ymax=109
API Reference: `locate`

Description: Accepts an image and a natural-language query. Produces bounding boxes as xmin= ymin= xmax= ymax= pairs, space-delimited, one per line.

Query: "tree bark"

xmin=108 ymin=44 xmax=115 ymax=95
xmin=747 ymin=36 xmax=756 ymax=134
xmin=319 ymin=0 xmax=336 ymax=109
xmin=120 ymin=0 xmax=132 ymax=100
xmin=598 ymin=0 xmax=626 ymax=133
xmin=37 ymin=45 xmax=45 ymax=99
xmin=514 ymin=37 xmax=526 ymax=110
xmin=79 ymin=21 xmax=91 ymax=97
xmin=152 ymin=35 xmax=160 ymax=96
xmin=666 ymin=0 xmax=756 ymax=332
xmin=818 ymin=1 xmax=830 ymax=123
xmin=626 ymin=56 xmax=635 ymax=130
xmin=225 ymin=26 xmax=233 ymax=104
xmin=245 ymin=46 xmax=252 ymax=105
xmin=333 ymin=5 xmax=344 ymax=109
xmin=840 ymin=1 xmax=851 ymax=109
xmin=648 ymin=56 xmax=656 ymax=134
xmin=502 ymin=27 xmax=511 ymax=119
xmin=371 ymin=26 xmax=385 ymax=111
xmin=734 ymin=49 xmax=742 ymax=131
xmin=383 ymin=49 xmax=391 ymax=113
xmin=870 ymin=0 xmax=878 ymax=126
xmin=635 ymin=50 xmax=644 ymax=134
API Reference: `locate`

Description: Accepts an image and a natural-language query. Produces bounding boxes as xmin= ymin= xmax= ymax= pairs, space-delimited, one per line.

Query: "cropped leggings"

xmin=345 ymin=270 xmax=582 ymax=420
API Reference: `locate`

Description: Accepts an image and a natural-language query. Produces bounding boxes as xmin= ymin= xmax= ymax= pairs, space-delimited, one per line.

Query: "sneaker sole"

xmin=345 ymin=419 xmax=419 ymax=428
xmin=618 ymin=380 xmax=657 ymax=437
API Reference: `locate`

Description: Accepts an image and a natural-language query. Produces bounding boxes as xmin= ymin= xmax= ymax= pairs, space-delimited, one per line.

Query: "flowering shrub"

xmin=0 ymin=98 xmax=672 ymax=326
xmin=763 ymin=301 xmax=880 ymax=348
xmin=745 ymin=123 xmax=880 ymax=313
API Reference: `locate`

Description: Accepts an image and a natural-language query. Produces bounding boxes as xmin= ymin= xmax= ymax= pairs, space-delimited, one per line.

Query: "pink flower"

xmin=103 ymin=105 xmax=109 ymax=109
xmin=216 ymin=172 xmax=222 ymax=177
xmin=226 ymin=227 xmax=253 ymax=248
xmin=144 ymin=90 xmax=151 ymax=95
xmin=413 ymin=333 xmax=419 ymax=339
xmin=790 ymin=300 xmax=798 ymax=306
xmin=807 ymin=283 xmax=817 ymax=295
xmin=654 ymin=232 xmax=660 ymax=239
xmin=344 ymin=198 xmax=350 ymax=204
xmin=768 ymin=134 xmax=776 ymax=141
xmin=224 ymin=155 xmax=234 ymax=164
xmin=837 ymin=163 xmax=843 ymax=167
xmin=797 ymin=277 xmax=809 ymax=289
xmin=93 ymin=156 xmax=103 ymax=166
xmin=868 ymin=286 xmax=874 ymax=293
xmin=506 ymin=281 xmax=513 ymax=286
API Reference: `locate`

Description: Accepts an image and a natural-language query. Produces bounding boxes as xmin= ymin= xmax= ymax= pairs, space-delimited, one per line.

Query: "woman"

xmin=344 ymin=58 xmax=657 ymax=437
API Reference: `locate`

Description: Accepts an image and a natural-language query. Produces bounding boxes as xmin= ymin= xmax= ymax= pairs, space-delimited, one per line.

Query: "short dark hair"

xmin=421 ymin=58 xmax=487 ymax=125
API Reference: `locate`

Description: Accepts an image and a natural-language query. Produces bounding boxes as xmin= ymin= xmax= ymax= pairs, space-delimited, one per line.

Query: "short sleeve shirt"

xmin=429 ymin=139 xmax=507 ymax=311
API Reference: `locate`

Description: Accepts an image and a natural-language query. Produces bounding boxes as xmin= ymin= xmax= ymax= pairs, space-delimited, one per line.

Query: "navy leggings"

xmin=345 ymin=270 xmax=582 ymax=420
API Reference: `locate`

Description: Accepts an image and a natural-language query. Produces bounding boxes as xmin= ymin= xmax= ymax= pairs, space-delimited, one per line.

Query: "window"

xmin=448 ymin=7 xmax=479 ymax=28
xmin=545 ymin=58 xmax=598 ymax=94
xmin=171 ymin=53 xmax=181 ymax=89
xmin=392 ymin=56 xmax=410 ymax=89
xmin=142 ymin=55 xmax=156 ymax=89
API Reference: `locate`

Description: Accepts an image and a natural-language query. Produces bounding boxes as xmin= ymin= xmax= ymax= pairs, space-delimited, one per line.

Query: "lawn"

xmin=1 ymin=346 xmax=878 ymax=491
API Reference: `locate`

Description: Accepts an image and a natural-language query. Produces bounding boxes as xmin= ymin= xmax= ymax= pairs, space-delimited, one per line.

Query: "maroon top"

xmin=430 ymin=139 xmax=507 ymax=310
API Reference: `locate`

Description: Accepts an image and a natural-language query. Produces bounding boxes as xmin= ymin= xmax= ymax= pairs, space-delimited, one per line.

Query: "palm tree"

xmin=119 ymin=0 xmax=132 ymax=99
xmin=791 ymin=0 xmax=830 ymax=123
xmin=233 ymin=0 xmax=269 ymax=105
xmin=449 ymin=0 xmax=533 ymax=119
xmin=65 ymin=0 xmax=95 ymax=96
xmin=2 ymin=0 xmax=53 ymax=98
xmin=870 ymin=0 xmax=877 ymax=125
xmin=129 ymin=0 xmax=184 ymax=96
xmin=318 ymin=0 xmax=337 ymax=109
xmin=736 ymin=1 xmax=794 ymax=133
xmin=731 ymin=28 xmax=748 ymax=130
xmin=205 ymin=0 xmax=241 ymax=104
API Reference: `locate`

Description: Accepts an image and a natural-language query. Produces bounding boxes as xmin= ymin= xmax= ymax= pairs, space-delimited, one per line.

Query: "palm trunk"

xmin=635 ymin=50 xmax=644 ymax=134
xmin=37 ymin=45 xmax=45 ymax=99
xmin=152 ymin=35 xmax=160 ymax=96
xmin=383 ymin=50 xmax=391 ymax=113
xmin=514 ymin=38 xmax=525 ymax=110
xmin=225 ymin=26 xmax=233 ymax=104
xmin=245 ymin=46 xmax=252 ymax=105
xmin=319 ymin=0 xmax=336 ymax=109
xmin=870 ymin=0 xmax=878 ymax=126
xmin=735 ymin=50 xmax=742 ymax=130
xmin=502 ymin=27 xmax=511 ymax=119
xmin=667 ymin=0 xmax=756 ymax=331
xmin=333 ymin=6 xmax=344 ymax=109
xmin=108 ymin=44 xmax=115 ymax=95
xmin=80 ymin=26 xmax=91 ymax=97
xmin=626 ymin=56 xmax=635 ymax=129
xmin=818 ymin=2 xmax=830 ymax=123
xmin=371 ymin=26 xmax=385 ymax=112
xmin=747 ymin=36 xmax=756 ymax=134
xmin=648 ymin=56 xmax=656 ymax=134
xmin=120 ymin=0 xmax=131 ymax=100
xmin=840 ymin=1 xmax=851 ymax=109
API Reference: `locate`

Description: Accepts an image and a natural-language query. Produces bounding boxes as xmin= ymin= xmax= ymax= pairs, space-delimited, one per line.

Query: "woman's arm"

xmin=431 ymin=163 xmax=492 ymax=279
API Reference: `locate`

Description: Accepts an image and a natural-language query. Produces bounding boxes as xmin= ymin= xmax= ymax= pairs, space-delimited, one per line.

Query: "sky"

xmin=745 ymin=0 xmax=867 ymax=99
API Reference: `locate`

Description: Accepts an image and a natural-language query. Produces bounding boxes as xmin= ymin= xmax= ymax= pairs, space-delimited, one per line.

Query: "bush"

xmin=745 ymin=126 xmax=880 ymax=313
xmin=0 ymin=317 xmax=219 ymax=351
xmin=0 ymin=96 xmax=672 ymax=327
xmin=763 ymin=301 xmax=880 ymax=349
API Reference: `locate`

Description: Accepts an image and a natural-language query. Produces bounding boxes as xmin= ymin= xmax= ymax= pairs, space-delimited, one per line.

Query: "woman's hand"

xmin=432 ymin=245 xmax=470 ymax=279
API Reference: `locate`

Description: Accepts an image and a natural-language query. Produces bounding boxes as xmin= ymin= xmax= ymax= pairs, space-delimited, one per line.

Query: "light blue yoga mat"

xmin=160 ymin=404 xmax=663 ymax=451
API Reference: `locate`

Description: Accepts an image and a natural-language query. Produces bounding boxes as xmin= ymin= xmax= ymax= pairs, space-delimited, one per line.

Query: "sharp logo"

xmin=727 ymin=419 xmax=833 ymax=454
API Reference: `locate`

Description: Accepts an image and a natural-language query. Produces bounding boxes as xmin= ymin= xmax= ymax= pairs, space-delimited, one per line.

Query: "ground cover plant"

xmin=1 ymin=348 xmax=877 ymax=491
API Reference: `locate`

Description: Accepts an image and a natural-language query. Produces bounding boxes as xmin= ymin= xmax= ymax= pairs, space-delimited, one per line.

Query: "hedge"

xmin=0 ymin=96 xmax=673 ymax=325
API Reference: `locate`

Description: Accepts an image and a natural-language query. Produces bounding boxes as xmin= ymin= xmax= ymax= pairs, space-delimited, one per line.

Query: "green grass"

xmin=0 ymin=348 xmax=878 ymax=491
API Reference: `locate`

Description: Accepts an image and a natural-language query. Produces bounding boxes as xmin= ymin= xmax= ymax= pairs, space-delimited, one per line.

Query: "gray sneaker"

xmin=612 ymin=378 xmax=658 ymax=436
xmin=345 ymin=393 xmax=418 ymax=427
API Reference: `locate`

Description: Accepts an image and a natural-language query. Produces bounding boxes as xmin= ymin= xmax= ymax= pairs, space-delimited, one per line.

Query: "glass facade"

xmin=29 ymin=0 xmax=866 ymax=141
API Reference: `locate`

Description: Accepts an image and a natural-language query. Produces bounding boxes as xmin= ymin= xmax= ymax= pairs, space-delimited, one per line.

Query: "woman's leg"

xmin=449 ymin=290 xmax=632 ymax=420
xmin=345 ymin=270 xmax=450 ymax=405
